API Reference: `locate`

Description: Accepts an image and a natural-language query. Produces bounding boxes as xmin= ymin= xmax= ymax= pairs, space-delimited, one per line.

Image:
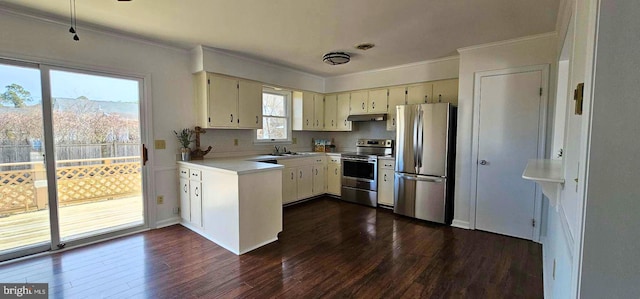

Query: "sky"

xmin=0 ymin=64 xmax=139 ymax=104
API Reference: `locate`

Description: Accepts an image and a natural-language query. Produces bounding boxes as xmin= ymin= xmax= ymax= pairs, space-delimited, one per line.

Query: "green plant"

xmin=173 ymin=128 xmax=193 ymax=148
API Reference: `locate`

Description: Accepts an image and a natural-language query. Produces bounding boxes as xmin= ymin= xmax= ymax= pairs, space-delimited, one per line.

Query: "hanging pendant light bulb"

xmin=68 ymin=0 xmax=79 ymax=41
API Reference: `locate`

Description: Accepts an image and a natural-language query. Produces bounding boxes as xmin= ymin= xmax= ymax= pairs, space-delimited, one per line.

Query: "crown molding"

xmin=457 ymin=32 xmax=558 ymax=53
xmin=325 ymin=55 xmax=460 ymax=80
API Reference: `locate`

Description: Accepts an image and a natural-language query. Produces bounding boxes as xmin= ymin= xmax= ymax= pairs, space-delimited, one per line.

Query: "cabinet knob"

xmin=424 ymin=95 xmax=428 ymax=103
xmin=256 ymin=116 xmax=259 ymax=124
xmin=306 ymin=119 xmax=309 ymax=126
xmin=362 ymin=102 xmax=365 ymax=110
xmin=184 ymin=184 xmax=187 ymax=192
xmin=195 ymin=187 xmax=199 ymax=196
xmin=392 ymin=118 xmax=395 ymax=126
xmin=439 ymin=94 xmax=442 ymax=103
xmin=332 ymin=120 xmax=334 ymax=126
xmin=300 ymin=171 xmax=302 ymax=179
xmin=344 ymin=120 xmax=347 ymax=126
xmin=291 ymin=172 xmax=294 ymax=180
xmin=335 ymin=169 xmax=337 ymax=175
xmin=230 ymin=114 xmax=234 ymax=122
xmin=384 ymin=174 xmax=387 ymax=181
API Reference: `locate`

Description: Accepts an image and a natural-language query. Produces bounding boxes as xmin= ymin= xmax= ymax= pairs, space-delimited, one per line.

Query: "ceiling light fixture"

xmin=68 ymin=0 xmax=79 ymax=41
xmin=355 ymin=43 xmax=375 ymax=51
xmin=323 ymin=52 xmax=350 ymax=65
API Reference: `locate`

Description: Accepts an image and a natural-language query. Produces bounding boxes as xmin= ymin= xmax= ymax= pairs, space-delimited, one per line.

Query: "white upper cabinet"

xmin=336 ymin=93 xmax=352 ymax=131
xmin=195 ymin=72 xmax=263 ymax=129
xmin=313 ymin=93 xmax=324 ymax=130
xmin=432 ymin=79 xmax=459 ymax=105
xmin=349 ymin=90 xmax=368 ymax=115
xmin=386 ymin=86 xmax=407 ymax=131
xmin=324 ymin=94 xmax=338 ymax=131
xmin=238 ymin=80 xmax=263 ymax=129
xmin=406 ymin=82 xmax=433 ymax=104
xmin=368 ymin=88 xmax=388 ymax=114
xmin=302 ymin=91 xmax=315 ymax=130
xmin=208 ymin=74 xmax=238 ymax=128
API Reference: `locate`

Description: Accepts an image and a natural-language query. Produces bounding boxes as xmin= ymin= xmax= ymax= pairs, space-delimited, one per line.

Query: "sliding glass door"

xmin=0 ymin=59 xmax=147 ymax=261
xmin=0 ymin=60 xmax=52 ymax=259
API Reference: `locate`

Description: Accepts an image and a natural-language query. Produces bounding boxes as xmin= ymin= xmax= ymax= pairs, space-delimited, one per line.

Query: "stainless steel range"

xmin=341 ymin=139 xmax=394 ymax=207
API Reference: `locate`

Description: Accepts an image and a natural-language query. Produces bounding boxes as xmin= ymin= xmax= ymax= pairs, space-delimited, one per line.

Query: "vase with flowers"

xmin=174 ymin=128 xmax=193 ymax=161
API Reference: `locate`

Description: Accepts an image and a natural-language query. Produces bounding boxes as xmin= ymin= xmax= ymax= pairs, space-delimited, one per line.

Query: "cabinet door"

xmin=324 ymin=94 xmax=338 ymax=131
xmin=377 ymin=169 xmax=395 ymax=206
xmin=296 ymin=165 xmax=313 ymax=200
xmin=208 ymin=74 xmax=238 ymax=127
xmin=336 ymin=93 xmax=352 ymax=131
xmin=368 ymin=88 xmax=388 ymax=114
xmin=189 ymin=180 xmax=203 ymax=227
xmin=302 ymin=92 xmax=315 ymax=130
xmin=313 ymin=93 xmax=324 ymax=130
xmin=349 ymin=91 xmax=368 ymax=115
xmin=432 ymin=79 xmax=459 ymax=105
xmin=327 ymin=163 xmax=341 ymax=196
xmin=406 ymin=83 xmax=433 ymax=104
xmin=179 ymin=177 xmax=190 ymax=222
xmin=386 ymin=86 xmax=406 ymax=131
xmin=282 ymin=167 xmax=297 ymax=204
xmin=238 ymin=80 xmax=263 ymax=129
xmin=312 ymin=165 xmax=326 ymax=195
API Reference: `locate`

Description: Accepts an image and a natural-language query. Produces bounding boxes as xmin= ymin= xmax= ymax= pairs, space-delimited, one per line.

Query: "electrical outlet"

xmin=292 ymin=137 xmax=297 ymax=144
xmin=154 ymin=139 xmax=166 ymax=149
xmin=234 ymin=139 xmax=238 ymax=146
xmin=173 ymin=207 xmax=180 ymax=215
xmin=156 ymin=195 xmax=164 ymax=204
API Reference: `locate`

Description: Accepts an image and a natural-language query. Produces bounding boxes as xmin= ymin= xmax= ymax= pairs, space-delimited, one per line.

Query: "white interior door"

xmin=474 ymin=68 xmax=545 ymax=240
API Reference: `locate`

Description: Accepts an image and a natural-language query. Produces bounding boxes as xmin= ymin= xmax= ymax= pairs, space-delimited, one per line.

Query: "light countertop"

xmin=522 ymin=159 xmax=564 ymax=183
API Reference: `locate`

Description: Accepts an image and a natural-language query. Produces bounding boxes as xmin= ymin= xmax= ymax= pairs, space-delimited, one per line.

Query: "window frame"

xmin=254 ymin=87 xmax=292 ymax=144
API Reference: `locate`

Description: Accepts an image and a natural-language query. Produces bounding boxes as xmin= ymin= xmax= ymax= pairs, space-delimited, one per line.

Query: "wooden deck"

xmin=0 ymin=196 xmax=143 ymax=252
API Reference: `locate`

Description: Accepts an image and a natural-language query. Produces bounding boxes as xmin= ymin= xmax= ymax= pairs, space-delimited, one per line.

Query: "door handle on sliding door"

xmin=142 ymin=144 xmax=148 ymax=165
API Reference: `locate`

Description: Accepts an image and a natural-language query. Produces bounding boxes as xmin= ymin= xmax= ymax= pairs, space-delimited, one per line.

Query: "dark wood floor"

xmin=0 ymin=197 xmax=542 ymax=298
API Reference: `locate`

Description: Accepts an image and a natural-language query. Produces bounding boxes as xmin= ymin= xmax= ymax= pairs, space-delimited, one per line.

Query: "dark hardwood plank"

xmin=0 ymin=197 xmax=543 ymax=298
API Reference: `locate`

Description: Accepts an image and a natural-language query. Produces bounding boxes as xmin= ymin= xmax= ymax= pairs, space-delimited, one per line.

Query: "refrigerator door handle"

xmin=413 ymin=106 xmax=420 ymax=173
xmin=417 ymin=108 xmax=424 ymax=168
xmin=397 ymin=173 xmax=443 ymax=183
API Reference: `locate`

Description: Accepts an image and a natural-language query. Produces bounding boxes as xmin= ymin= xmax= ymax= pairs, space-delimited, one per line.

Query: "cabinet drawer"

xmin=379 ymin=159 xmax=395 ymax=170
xmin=327 ymin=154 xmax=341 ymax=164
xmin=179 ymin=167 xmax=189 ymax=178
xmin=189 ymin=169 xmax=202 ymax=180
xmin=312 ymin=156 xmax=326 ymax=164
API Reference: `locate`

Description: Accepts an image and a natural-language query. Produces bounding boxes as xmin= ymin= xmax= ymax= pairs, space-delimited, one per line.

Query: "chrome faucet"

xmin=273 ymin=145 xmax=280 ymax=155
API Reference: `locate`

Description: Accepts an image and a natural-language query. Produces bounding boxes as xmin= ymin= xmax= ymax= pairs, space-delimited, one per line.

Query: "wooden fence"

xmin=0 ymin=156 xmax=141 ymax=215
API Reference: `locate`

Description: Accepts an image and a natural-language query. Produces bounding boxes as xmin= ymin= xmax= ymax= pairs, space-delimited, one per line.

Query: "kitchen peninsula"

xmin=177 ymin=158 xmax=283 ymax=255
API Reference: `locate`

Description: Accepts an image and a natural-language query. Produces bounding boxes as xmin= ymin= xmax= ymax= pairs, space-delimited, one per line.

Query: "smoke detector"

xmin=355 ymin=43 xmax=375 ymax=51
xmin=323 ymin=52 xmax=350 ymax=65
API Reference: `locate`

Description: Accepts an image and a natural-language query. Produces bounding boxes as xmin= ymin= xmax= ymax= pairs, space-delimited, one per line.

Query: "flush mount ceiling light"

xmin=355 ymin=43 xmax=375 ymax=51
xmin=323 ymin=52 xmax=350 ymax=65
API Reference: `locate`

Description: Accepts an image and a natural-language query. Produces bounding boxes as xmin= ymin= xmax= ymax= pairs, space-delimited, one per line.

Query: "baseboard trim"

xmin=451 ymin=219 xmax=470 ymax=229
xmin=156 ymin=217 xmax=180 ymax=228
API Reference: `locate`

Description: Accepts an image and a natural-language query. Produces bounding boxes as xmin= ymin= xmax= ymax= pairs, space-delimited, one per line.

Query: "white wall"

xmin=0 ymin=9 xmax=194 ymax=227
xmin=324 ymin=56 xmax=459 ymax=93
xmin=579 ymin=0 xmax=640 ymax=297
xmin=454 ymin=33 xmax=557 ymax=228
xmin=192 ymin=46 xmax=325 ymax=93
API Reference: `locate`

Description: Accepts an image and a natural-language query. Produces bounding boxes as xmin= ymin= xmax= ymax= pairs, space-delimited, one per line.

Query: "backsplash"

xmin=195 ymin=121 xmax=394 ymax=158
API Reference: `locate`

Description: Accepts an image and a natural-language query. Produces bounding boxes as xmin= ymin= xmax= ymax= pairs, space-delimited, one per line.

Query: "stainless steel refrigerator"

xmin=394 ymin=103 xmax=456 ymax=224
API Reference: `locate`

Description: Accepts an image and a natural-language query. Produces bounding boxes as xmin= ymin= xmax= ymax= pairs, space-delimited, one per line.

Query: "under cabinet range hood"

xmin=347 ymin=114 xmax=387 ymax=122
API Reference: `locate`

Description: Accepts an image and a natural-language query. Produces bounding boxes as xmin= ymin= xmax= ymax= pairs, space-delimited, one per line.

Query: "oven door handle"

xmin=342 ymin=158 xmax=376 ymax=163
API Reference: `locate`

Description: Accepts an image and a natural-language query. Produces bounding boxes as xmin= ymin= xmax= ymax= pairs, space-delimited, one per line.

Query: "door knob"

xmin=479 ymin=160 xmax=488 ymax=165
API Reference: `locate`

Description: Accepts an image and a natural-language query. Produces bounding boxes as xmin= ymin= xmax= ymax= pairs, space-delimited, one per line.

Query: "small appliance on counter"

xmin=340 ymin=139 xmax=394 ymax=207
xmin=394 ymin=103 xmax=456 ymax=225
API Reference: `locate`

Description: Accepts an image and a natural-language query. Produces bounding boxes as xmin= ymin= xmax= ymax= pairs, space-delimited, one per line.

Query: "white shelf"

xmin=522 ymin=159 xmax=565 ymax=205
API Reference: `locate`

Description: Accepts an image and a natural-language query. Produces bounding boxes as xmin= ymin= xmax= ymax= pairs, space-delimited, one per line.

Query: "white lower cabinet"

xmin=296 ymin=165 xmax=313 ymax=200
xmin=377 ymin=159 xmax=395 ymax=206
xmin=178 ymin=167 xmax=203 ymax=227
xmin=312 ymin=156 xmax=326 ymax=196
xmin=282 ymin=167 xmax=297 ymax=204
xmin=326 ymin=155 xmax=341 ymax=196
xmin=278 ymin=155 xmax=334 ymax=204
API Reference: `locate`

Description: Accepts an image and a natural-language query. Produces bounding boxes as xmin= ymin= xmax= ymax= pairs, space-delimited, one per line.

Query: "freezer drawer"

xmin=394 ymin=173 xmax=449 ymax=224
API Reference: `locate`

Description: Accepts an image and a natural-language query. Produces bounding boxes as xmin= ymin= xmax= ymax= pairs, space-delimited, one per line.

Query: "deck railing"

xmin=0 ymin=156 xmax=141 ymax=215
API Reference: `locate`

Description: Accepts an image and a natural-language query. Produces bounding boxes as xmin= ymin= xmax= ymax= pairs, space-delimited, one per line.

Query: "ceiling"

xmin=0 ymin=0 xmax=560 ymax=77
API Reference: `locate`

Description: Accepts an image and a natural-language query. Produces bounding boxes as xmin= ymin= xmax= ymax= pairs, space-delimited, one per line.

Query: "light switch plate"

xmin=154 ymin=140 xmax=166 ymax=149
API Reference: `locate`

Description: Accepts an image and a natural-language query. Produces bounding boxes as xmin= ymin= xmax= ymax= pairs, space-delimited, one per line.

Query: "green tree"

xmin=0 ymin=83 xmax=33 ymax=108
